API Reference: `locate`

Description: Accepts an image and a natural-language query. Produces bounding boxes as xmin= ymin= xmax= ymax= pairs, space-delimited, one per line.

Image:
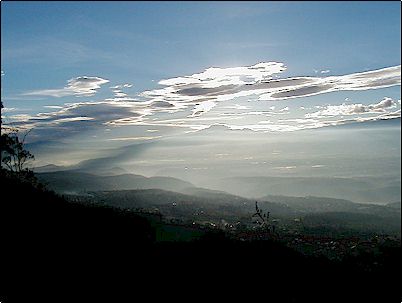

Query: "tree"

xmin=1 ymin=130 xmax=34 ymax=173
xmin=251 ymin=201 xmax=277 ymax=238
xmin=1 ymin=101 xmax=35 ymax=174
xmin=252 ymin=201 xmax=270 ymax=228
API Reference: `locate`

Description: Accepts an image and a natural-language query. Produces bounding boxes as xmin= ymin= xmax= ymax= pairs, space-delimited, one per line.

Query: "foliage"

xmin=1 ymin=100 xmax=35 ymax=175
xmin=1 ymin=130 xmax=34 ymax=173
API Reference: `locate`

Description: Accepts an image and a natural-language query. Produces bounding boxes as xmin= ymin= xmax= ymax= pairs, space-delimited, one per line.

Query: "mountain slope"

xmin=82 ymin=188 xmax=295 ymax=220
xmin=36 ymin=171 xmax=194 ymax=194
xmin=2 ymin=170 xmax=400 ymax=303
xmin=211 ymin=175 xmax=400 ymax=203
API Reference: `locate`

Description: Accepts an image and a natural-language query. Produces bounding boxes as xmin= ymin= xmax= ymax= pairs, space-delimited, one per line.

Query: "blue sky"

xmin=1 ymin=1 xmax=401 ymax=178
xmin=2 ymin=2 xmax=400 ymax=93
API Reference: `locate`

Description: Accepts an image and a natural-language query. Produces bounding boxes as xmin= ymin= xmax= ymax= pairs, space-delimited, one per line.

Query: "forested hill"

xmin=1 ymin=170 xmax=400 ymax=302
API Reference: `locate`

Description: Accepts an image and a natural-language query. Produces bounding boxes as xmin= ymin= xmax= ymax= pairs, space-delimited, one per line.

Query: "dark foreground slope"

xmin=1 ymin=171 xmax=400 ymax=302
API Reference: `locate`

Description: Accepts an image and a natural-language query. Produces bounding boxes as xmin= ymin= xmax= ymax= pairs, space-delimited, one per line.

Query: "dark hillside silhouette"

xmin=1 ymin=170 xmax=400 ymax=302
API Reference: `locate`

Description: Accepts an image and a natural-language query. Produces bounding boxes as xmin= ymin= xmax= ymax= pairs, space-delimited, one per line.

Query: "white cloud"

xmin=114 ymin=92 xmax=128 ymax=97
xmin=109 ymin=83 xmax=133 ymax=99
xmin=52 ymin=116 xmax=94 ymax=123
xmin=23 ymin=76 xmax=109 ymax=97
xmin=306 ymin=97 xmax=398 ymax=118
xmin=110 ymin=83 xmax=133 ymax=89
xmin=141 ymin=62 xmax=287 ymax=117
xmin=320 ymin=70 xmax=330 ymax=74
xmin=159 ymin=62 xmax=286 ymax=87
xmin=6 ymin=114 xmax=34 ymax=122
xmin=191 ymin=101 xmax=217 ymax=117
xmin=44 ymin=105 xmax=64 ymax=109
xmin=224 ymin=104 xmax=251 ymax=110
xmin=5 ymin=63 xmax=401 ymax=139
xmin=141 ymin=62 xmax=400 ymax=120
xmin=259 ymin=65 xmax=401 ymax=100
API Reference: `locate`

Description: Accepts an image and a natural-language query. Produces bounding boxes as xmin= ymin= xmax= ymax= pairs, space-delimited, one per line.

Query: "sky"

xmin=1 ymin=1 xmax=401 ymax=185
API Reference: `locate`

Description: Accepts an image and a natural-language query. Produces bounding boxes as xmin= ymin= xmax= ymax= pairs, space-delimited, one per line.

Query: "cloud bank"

xmin=3 ymin=62 xmax=401 ymax=140
xmin=140 ymin=63 xmax=400 ymax=116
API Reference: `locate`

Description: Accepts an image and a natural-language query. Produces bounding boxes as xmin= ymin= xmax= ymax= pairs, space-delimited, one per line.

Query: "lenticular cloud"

xmin=24 ymin=76 xmax=109 ymax=97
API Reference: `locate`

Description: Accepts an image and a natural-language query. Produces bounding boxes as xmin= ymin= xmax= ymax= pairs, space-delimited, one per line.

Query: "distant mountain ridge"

xmin=37 ymin=171 xmax=194 ymax=194
xmin=33 ymin=164 xmax=67 ymax=173
xmin=209 ymin=175 xmax=400 ymax=204
xmin=33 ymin=164 xmax=129 ymax=176
xmin=37 ymin=170 xmax=401 ymax=217
xmin=36 ymin=170 xmax=401 ymax=235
